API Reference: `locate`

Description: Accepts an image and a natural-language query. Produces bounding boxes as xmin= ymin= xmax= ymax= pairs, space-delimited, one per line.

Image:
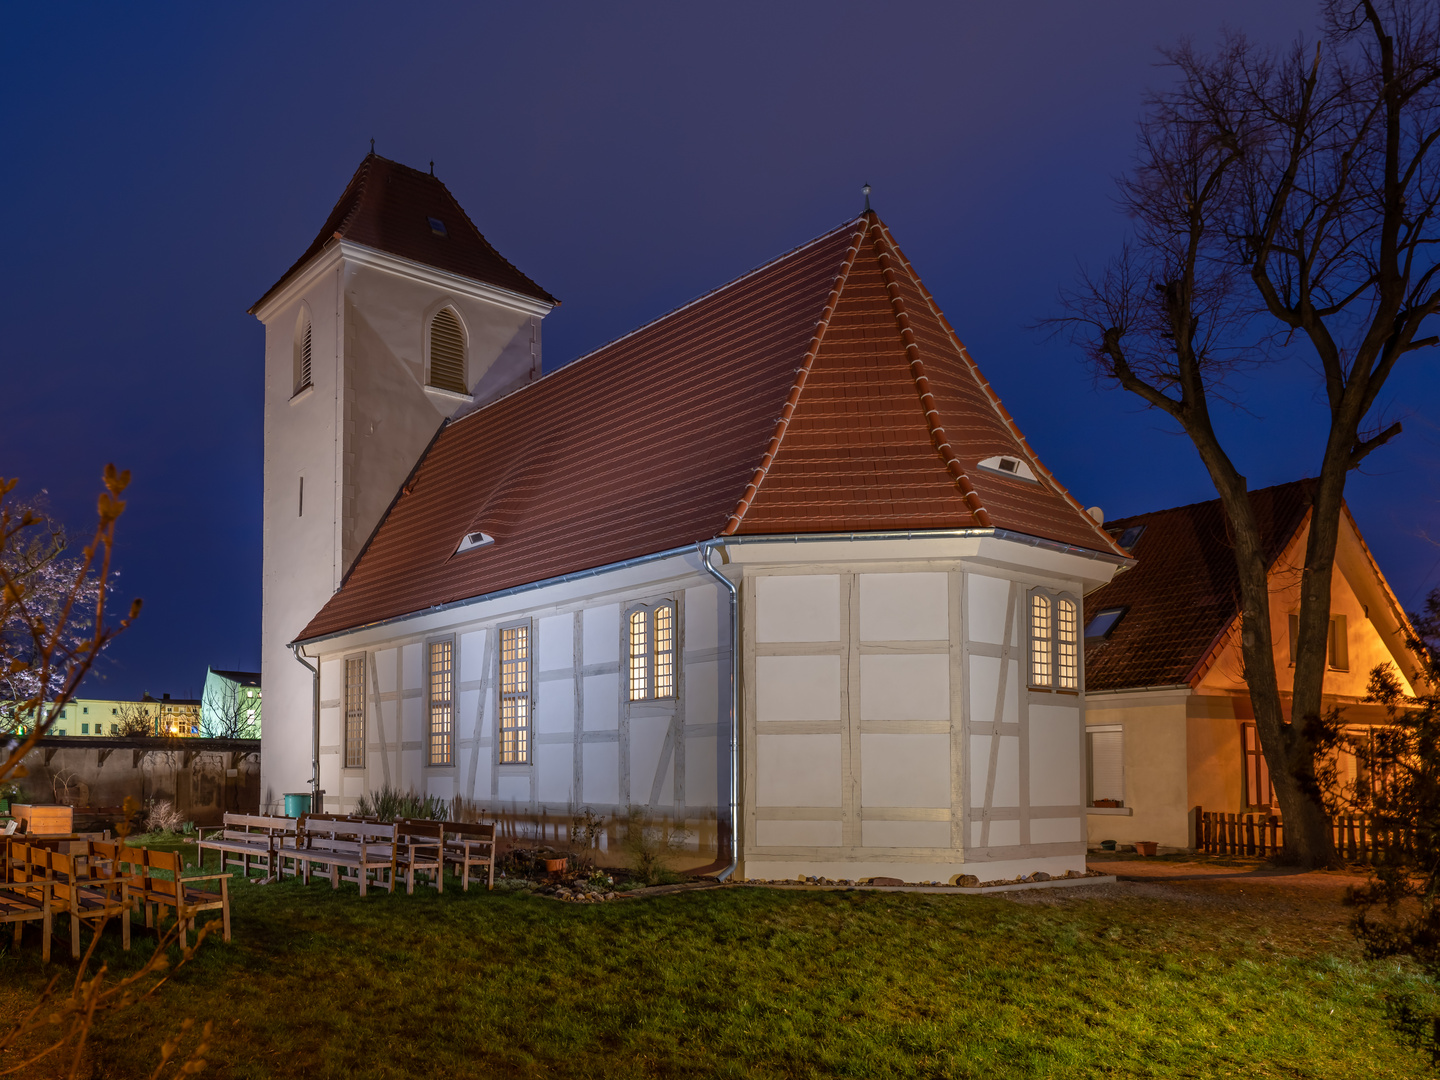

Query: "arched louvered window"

xmin=293 ymin=313 xmax=313 ymax=394
xmin=428 ymin=308 xmax=466 ymax=394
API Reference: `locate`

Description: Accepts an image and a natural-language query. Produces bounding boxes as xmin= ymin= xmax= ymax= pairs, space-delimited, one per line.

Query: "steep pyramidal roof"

xmin=250 ymin=154 xmax=556 ymax=313
xmin=1083 ymin=480 xmax=1317 ymax=692
xmin=296 ymin=214 xmax=1125 ymax=642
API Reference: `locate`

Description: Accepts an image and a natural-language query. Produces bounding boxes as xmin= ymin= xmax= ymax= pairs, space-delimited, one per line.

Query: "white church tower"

xmin=249 ymin=154 xmax=557 ymax=809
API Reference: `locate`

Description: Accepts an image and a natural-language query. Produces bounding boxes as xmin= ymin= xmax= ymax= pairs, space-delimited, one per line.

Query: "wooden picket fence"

xmin=1196 ymin=808 xmax=1417 ymax=863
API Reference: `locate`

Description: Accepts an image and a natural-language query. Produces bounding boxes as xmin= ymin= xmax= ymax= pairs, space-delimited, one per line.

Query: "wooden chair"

xmin=0 ymin=868 xmax=52 ymax=962
xmin=394 ymin=820 xmax=444 ymax=895
xmin=39 ymin=848 xmax=130 ymax=960
xmin=437 ymin=820 xmax=497 ymax=891
xmin=130 ymin=848 xmax=231 ymax=947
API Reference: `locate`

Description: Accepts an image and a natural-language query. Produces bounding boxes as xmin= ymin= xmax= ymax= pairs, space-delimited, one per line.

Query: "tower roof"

xmin=250 ymin=154 xmax=556 ymax=313
xmin=294 ymin=213 xmax=1126 ymax=643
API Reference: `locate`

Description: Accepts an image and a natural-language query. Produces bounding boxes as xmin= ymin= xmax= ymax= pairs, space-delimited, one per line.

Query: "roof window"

xmin=1085 ymin=607 xmax=1127 ymax=641
xmin=428 ymin=217 xmax=448 ymax=237
xmin=1113 ymin=525 xmax=1146 ymax=549
xmin=977 ymin=454 xmax=1038 ymax=483
xmin=455 ymin=531 xmax=494 ymax=555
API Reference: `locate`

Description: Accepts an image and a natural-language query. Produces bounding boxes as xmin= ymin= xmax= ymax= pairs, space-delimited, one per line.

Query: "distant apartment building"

xmin=201 ymin=668 xmax=262 ymax=738
xmin=45 ymin=693 xmax=201 ymax=737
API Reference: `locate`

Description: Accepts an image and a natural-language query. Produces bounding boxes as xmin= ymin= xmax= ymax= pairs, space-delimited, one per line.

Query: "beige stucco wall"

xmin=1084 ymin=691 xmax=1191 ymax=849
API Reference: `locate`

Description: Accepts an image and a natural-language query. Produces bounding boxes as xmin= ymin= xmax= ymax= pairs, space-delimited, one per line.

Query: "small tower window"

xmin=428 ymin=309 xmax=466 ymax=394
xmin=293 ymin=313 xmax=313 ymax=394
xmin=1029 ymin=588 xmax=1080 ymax=691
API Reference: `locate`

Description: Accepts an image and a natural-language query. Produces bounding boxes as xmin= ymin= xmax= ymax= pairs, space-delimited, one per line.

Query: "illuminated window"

xmin=627 ymin=601 xmax=676 ymax=701
xmin=345 ymin=655 xmax=366 ymax=769
xmin=428 ymin=309 xmax=466 ymax=394
xmin=1029 ymin=589 xmax=1080 ymax=690
xmin=499 ymin=624 xmax=530 ymax=764
xmin=428 ymin=640 xmax=454 ymax=766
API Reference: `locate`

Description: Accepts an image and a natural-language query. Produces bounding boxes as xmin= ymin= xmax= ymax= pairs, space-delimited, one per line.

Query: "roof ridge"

xmin=721 ymin=221 xmax=868 ymax=534
xmin=446 ymin=217 xmax=869 ymax=434
xmin=425 ymin=168 xmax=556 ymax=306
xmin=1103 ymin=477 xmax=1318 ymax=527
xmin=875 ymin=222 xmax=1128 ymax=559
xmin=867 ymin=216 xmax=991 ymax=527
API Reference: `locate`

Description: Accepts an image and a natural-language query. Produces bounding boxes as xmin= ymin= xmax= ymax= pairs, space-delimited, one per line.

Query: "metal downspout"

xmin=289 ymin=643 xmax=323 ymax=813
xmin=698 ymin=541 xmax=739 ymax=881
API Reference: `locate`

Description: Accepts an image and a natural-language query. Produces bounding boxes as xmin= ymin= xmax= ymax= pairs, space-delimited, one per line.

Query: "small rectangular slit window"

xmin=428 ymin=641 xmax=453 ymax=766
xmin=500 ymin=624 xmax=530 ymax=764
xmin=345 ymin=656 xmax=366 ymax=769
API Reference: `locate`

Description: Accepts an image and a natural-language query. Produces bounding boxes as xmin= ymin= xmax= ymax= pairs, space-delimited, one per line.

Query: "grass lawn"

xmin=0 ymin=846 xmax=1434 ymax=1078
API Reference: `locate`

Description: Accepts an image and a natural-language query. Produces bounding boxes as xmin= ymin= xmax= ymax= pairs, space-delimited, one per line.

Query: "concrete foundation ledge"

xmin=737 ymin=874 xmax=1117 ymax=896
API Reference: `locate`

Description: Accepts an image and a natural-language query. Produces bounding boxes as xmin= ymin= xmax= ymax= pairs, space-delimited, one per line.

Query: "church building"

xmin=250 ymin=154 xmax=1129 ymax=883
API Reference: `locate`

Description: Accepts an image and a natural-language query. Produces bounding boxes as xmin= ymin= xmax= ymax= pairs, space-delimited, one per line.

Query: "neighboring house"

xmin=147 ymin=693 xmax=202 ymax=737
xmin=38 ymin=694 xmax=199 ymax=737
xmin=253 ymin=153 xmax=1131 ymax=882
xmin=1081 ymin=480 xmax=1420 ymax=850
xmin=201 ymin=668 xmax=262 ymax=738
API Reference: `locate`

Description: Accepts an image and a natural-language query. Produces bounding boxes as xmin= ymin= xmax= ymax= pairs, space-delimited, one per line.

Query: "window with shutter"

xmin=1087 ymin=727 xmax=1124 ymax=805
xmin=345 ymin=655 xmax=366 ymax=769
xmin=428 ymin=309 xmax=466 ymax=393
xmin=293 ymin=315 xmax=313 ymax=394
xmin=499 ymin=623 xmax=530 ymax=764
xmin=427 ymin=640 xmax=454 ymax=766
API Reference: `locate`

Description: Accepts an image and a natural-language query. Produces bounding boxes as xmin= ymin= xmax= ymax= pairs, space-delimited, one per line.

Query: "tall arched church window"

xmin=428 ymin=308 xmax=467 ymax=394
xmin=293 ymin=313 xmax=313 ymax=394
xmin=628 ymin=600 xmax=677 ymax=701
xmin=1029 ymin=588 xmax=1080 ymax=691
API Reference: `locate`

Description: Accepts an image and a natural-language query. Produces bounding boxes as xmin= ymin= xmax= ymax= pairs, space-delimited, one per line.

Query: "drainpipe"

xmin=697 ymin=540 xmax=739 ymax=881
xmin=289 ymin=643 xmax=323 ymax=814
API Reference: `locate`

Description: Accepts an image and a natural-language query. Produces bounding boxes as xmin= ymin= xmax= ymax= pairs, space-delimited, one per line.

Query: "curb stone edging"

xmin=738 ymin=875 xmax=1119 ymax=896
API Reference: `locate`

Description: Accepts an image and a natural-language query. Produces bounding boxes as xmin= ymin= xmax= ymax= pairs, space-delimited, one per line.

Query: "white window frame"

xmin=626 ymin=599 xmax=677 ymax=702
xmin=498 ymin=621 xmax=532 ymax=765
xmin=426 ymin=637 xmax=455 ymax=767
xmin=425 ymin=305 xmax=469 ymax=396
xmin=1086 ymin=725 xmax=1125 ymax=807
xmin=344 ymin=653 xmax=366 ymax=770
xmin=1028 ymin=588 xmax=1080 ymax=691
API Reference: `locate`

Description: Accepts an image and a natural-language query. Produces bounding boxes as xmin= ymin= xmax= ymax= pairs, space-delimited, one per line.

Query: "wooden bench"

xmin=394 ymin=820 xmax=445 ymax=895
xmin=0 ymin=876 xmax=52 ymax=962
xmin=294 ymin=817 xmax=397 ymax=896
xmin=197 ymin=813 xmax=297 ymax=881
xmin=436 ymin=820 xmax=497 ymax=891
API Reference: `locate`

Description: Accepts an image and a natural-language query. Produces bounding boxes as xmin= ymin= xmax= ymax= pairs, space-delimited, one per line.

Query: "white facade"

xmin=252 ymin=241 xmax=553 ymax=808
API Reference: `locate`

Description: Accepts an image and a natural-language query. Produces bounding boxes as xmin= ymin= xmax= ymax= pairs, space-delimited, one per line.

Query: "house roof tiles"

xmin=295 ymin=214 xmax=1124 ymax=643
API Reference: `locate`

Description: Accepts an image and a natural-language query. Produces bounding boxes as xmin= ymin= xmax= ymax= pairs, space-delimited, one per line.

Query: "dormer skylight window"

xmin=977 ymin=454 xmax=1038 ymax=483
xmin=1085 ymin=607 xmax=1127 ymax=641
xmin=455 ymin=531 xmax=494 ymax=555
xmin=428 ymin=217 xmax=448 ymax=237
xmin=1112 ymin=525 xmax=1146 ymax=549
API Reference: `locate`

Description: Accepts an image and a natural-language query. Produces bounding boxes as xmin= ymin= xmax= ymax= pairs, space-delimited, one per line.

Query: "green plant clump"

xmin=354 ymin=784 xmax=451 ymax=822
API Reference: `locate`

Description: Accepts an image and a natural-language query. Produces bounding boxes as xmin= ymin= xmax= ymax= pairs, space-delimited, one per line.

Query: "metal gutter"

xmin=698 ymin=540 xmax=740 ymax=881
xmin=288 ymin=643 xmax=323 ymax=813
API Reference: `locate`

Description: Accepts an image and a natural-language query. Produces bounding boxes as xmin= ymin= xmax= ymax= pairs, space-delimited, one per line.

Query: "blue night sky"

xmin=2 ymin=2 xmax=1437 ymax=701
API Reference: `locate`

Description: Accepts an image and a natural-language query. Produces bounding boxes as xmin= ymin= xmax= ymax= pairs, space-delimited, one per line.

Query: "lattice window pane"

xmin=429 ymin=309 xmax=466 ymax=393
xmin=1030 ymin=593 xmax=1053 ymax=687
xmin=654 ymin=604 xmax=675 ymax=699
xmin=629 ymin=609 xmax=650 ymax=701
xmin=500 ymin=625 xmax=530 ymax=764
xmin=345 ymin=656 xmax=366 ymax=769
xmin=428 ymin=641 xmax=453 ymax=766
xmin=1056 ymin=597 xmax=1079 ymax=690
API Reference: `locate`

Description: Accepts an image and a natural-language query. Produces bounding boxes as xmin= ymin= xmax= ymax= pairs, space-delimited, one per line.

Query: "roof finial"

xmin=863 ymin=182 xmax=872 ymax=213
xmin=370 ymin=138 xmax=375 ymax=155
xmin=430 ymin=161 xmax=434 ymax=176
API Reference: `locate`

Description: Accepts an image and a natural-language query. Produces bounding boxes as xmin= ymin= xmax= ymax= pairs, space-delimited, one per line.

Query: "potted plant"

xmin=1135 ymin=841 xmax=1159 ymax=857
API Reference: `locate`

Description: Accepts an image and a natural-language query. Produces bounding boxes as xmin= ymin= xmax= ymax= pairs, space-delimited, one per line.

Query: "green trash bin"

xmin=284 ymin=793 xmax=312 ymax=817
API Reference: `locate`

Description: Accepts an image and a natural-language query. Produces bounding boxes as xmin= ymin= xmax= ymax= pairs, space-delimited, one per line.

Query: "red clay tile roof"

xmin=295 ymin=214 xmax=1124 ymax=642
xmin=249 ymin=154 xmax=555 ymax=313
xmin=1083 ymin=479 xmax=1317 ymax=692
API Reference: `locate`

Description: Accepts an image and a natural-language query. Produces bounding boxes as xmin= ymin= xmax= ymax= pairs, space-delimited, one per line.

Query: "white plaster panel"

xmin=538 ymin=613 xmax=574 ymax=672
xmin=756 ymin=734 xmax=842 ymax=807
xmin=862 ymin=819 xmax=952 ymax=848
xmin=685 ymin=735 xmax=718 ymax=809
xmin=969 ymin=735 xmax=990 ymax=807
xmin=402 ymin=696 xmax=422 ymax=745
xmin=1030 ymin=818 xmax=1082 ymax=844
xmin=971 ymin=821 xmax=983 ymax=846
xmin=1029 ymin=704 xmax=1081 ymax=806
xmin=457 ymin=690 xmax=481 ymax=739
xmin=536 ymin=678 xmax=574 ymax=735
xmin=583 ymin=741 xmax=620 ymax=805
xmin=320 ymin=754 xmax=340 ymax=795
xmin=657 ymin=755 xmax=674 ymax=805
xmin=459 ymin=630 xmax=486 ymax=683
xmin=859 ymin=655 xmax=950 ymax=721
xmin=756 ymin=655 xmax=842 ymax=722
xmin=426 ymin=775 xmax=455 ymax=802
xmin=583 ymin=673 xmax=620 ymax=730
xmin=536 ymin=743 xmax=573 ymax=804
xmin=686 ymin=660 xmax=718 ymax=727
xmin=685 ymin=585 xmax=719 ymax=653
xmin=967 ymin=574 xmax=1013 ymax=645
xmin=968 ymin=655 xmax=1019 ymax=725
xmin=993 ymin=735 xmax=1020 ymax=807
xmin=497 ymin=775 xmax=530 ymax=805
xmin=402 ymin=644 xmax=422 ymax=691
xmin=858 ymin=573 xmax=949 ymax=641
xmin=376 ymin=648 xmax=398 ymax=694
xmin=987 ymin=820 xmax=1021 ymax=847
xmin=859 ymin=733 xmax=951 ymax=807
xmin=319 ymin=659 xmax=341 ymax=701
xmin=630 ymin=716 xmax=671 ymax=805
xmin=319 ymin=705 xmax=341 ymax=746
xmin=755 ymin=575 xmax=840 ymax=642
xmin=583 ymin=604 xmax=620 ymax=665
xmin=343 ymin=775 xmax=364 ymax=797
xmin=757 ymin=820 xmax=842 ymax=847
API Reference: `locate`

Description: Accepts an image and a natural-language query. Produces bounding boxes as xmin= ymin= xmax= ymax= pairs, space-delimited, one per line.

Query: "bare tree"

xmin=199 ymin=677 xmax=260 ymax=740
xmin=1055 ymin=1 xmax=1440 ymax=865
xmin=114 ymin=700 xmax=153 ymax=737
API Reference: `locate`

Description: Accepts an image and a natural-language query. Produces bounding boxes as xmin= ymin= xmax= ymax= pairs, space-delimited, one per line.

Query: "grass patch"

xmin=0 ymin=867 xmax=1433 ymax=1078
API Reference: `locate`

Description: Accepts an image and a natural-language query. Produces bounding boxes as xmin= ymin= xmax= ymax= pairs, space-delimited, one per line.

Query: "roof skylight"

xmin=1085 ymin=607 xmax=1127 ymax=641
xmin=976 ymin=454 xmax=1038 ymax=483
xmin=1115 ymin=524 xmax=1146 ymax=549
xmin=454 ymin=531 xmax=494 ymax=555
xmin=428 ymin=217 xmax=448 ymax=237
